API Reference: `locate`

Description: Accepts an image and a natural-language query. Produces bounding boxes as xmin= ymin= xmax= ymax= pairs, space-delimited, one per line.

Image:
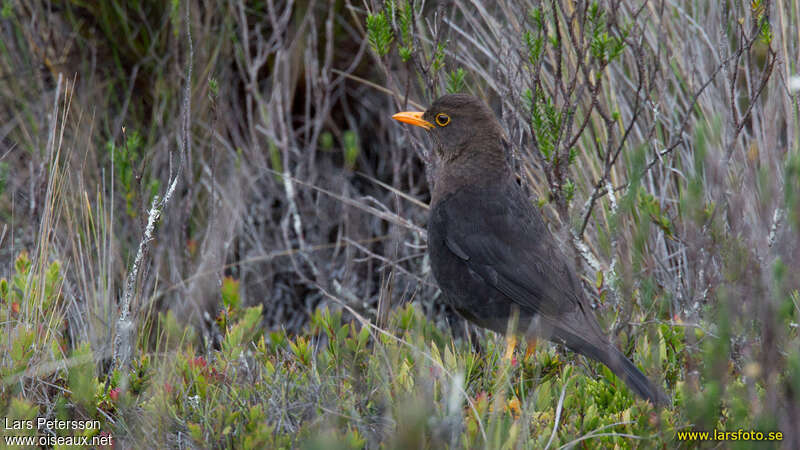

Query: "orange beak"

xmin=392 ymin=111 xmax=434 ymax=130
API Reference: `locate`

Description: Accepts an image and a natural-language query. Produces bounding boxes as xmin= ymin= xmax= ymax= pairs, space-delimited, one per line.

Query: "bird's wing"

xmin=437 ymin=184 xmax=583 ymax=317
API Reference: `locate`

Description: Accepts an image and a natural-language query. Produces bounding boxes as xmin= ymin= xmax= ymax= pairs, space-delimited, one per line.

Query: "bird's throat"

xmin=431 ymin=147 xmax=509 ymax=205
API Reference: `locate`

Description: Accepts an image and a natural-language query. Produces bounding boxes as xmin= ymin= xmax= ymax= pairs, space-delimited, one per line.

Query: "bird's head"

xmin=392 ymin=94 xmax=506 ymax=163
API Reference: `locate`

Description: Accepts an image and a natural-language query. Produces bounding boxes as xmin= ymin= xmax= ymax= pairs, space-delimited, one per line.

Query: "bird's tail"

xmin=602 ymin=345 xmax=670 ymax=406
xmin=555 ymin=328 xmax=669 ymax=406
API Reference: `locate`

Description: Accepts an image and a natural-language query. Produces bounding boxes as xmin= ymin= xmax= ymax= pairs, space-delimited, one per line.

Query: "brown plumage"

xmin=393 ymin=94 xmax=668 ymax=406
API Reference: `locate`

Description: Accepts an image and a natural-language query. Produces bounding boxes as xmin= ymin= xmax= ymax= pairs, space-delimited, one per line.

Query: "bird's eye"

xmin=435 ymin=113 xmax=450 ymax=126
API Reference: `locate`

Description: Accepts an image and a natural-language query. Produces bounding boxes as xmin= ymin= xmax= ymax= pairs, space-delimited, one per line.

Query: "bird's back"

xmin=429 ymin=178 xmax=587 ymax=325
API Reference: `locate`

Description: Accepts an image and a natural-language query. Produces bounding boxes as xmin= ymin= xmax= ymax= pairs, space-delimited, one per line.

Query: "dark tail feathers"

xmin=557 ymin=329 xmax=669 ymax=406
xmin=603 ymin=346 xmax=670 ymax=407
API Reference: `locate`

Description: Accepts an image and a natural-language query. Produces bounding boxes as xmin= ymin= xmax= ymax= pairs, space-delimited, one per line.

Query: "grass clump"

xmin=0 ymin=259 xmax=679 ymax=447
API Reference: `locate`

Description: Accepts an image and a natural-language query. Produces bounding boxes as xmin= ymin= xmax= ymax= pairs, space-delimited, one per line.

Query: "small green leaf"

xmin=187 ymin=422 xmax=204 ymax=442
xmin=208 ymin=77 xmax=219 ymax=96
xmin=432 ymin=42 xmax=446 ymax=73
xmin=366 ymin=11 xmax=394 ymax=57
xmin=269 ymin=140 xmax=283 ymax=183
xmin=446 ymin=68 xmax=467 ymax=94
xmin=357 ymin=324 xmax=370 ymax=349
xmin=320 ymin=131 xmax=334 ymax=150
xmin=0 ymin=278 xmax=8 ymax=301
xmin=1 ymin=1 xmax=14 ymax=19
xmin=68 ymin=342 xmax=97 ymax=413
xmin=223 ymin=305 xmax=263 ymax=357
xmin=343 ymin=130 xmax=359 ymax=170
xmin=564 ymin=179 xmax=575 ymax=202
xmin=221 ymin=276 xmax=241 ymax=310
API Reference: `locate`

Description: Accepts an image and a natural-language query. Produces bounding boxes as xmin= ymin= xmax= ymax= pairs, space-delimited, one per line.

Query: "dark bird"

xmin=393 ymin=94 xmax=668 ymax=406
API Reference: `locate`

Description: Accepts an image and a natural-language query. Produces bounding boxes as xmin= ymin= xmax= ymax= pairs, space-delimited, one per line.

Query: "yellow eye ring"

xmin=435 ymin=113 xmax=450 ymax=126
